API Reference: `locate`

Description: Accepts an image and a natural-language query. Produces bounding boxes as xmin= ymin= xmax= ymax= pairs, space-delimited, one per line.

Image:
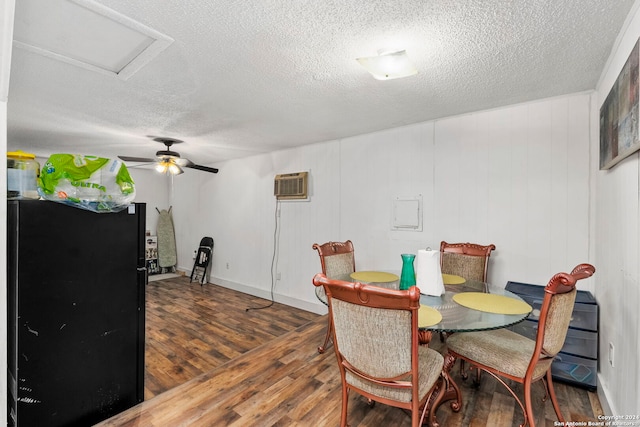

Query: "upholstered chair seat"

xmin=447 ymin=329 xmax=553 ymax=380
xmin=345 ymin=345 xmax=443 ymax=403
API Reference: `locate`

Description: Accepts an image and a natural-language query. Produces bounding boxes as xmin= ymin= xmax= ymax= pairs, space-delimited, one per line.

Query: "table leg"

xmin=426 ymin=352 xmax=461 ymax=426
xmin=418 ymin=330 xmax=432 ymax=346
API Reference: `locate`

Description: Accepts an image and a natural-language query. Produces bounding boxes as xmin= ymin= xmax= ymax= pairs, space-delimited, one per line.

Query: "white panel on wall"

xmin=525 ymin=102 xmax=554 ymax=278
xmin=493 ymin=106 xmax=527 ymax=283
xmin=566 ymin=96 xmax=591 ymax=269
xmin=595 ymin=156 xmax=639 ymax=415
xmin=432 ymin=95 xmax=590 ymax=288
xmin=340 ymin=122 xmax=435 ymax=271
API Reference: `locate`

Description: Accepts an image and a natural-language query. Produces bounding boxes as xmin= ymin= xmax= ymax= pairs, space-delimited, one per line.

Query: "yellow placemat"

xmin=350 ymin=271 xmax=399 ymax=283
xmin=418 ymin=305 xmax=442 ymax=327
xmin=452 ymin=292 xmax=533 ymax=315
xmin=442 ymin=274 xmax=466 ymax=285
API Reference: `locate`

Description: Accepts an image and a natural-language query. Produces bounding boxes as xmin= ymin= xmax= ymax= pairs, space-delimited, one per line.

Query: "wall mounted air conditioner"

xmin=274 ymin=171 xmax=308 ymax=200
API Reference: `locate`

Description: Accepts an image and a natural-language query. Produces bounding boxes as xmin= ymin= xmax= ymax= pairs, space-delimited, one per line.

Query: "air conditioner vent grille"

xmin=274 ymin=172 xmax=308 ymax=200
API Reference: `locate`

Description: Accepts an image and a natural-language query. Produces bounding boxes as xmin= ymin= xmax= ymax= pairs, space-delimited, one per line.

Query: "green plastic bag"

xmin=38 ymin=154 xmax=136 ymax=213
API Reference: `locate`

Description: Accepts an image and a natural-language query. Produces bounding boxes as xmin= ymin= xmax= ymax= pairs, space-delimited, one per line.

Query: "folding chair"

xmin=190 ymin=237 xmax=214 ymax=285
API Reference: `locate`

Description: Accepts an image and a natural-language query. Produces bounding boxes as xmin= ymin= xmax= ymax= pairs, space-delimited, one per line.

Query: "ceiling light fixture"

xmin=168 ymin=163 xmax=183 ymax=175
xmin=356 ymin=49 xmax=417 ymax=80
xmin=155 ymin=160 xmax=183 ymax=175
xmin=155 ymin=161 xmax=169 ymax=174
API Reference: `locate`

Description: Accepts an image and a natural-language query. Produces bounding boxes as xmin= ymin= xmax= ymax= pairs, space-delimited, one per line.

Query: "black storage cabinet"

xmin=506 ymin=281 xmax=598 ymax=391
xmin=7 ymin=200 xmax=146 ymax=426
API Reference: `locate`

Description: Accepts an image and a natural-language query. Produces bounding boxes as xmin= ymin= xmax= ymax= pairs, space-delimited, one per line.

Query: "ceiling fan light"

xmin=356 ymin=49 xmax=417 ymax=80
xmin=168 ymin=163 xmax=183 ymax=175
xmin=155 ymin=161 xmax=169 ymax=174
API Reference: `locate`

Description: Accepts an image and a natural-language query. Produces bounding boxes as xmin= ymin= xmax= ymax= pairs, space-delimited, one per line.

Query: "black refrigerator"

xmin=7 ymin=200 xmax=146 ymax=427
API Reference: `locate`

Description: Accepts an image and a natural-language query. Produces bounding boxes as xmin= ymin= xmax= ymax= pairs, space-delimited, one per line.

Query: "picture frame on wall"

xmin=600 ymin=38 xmax=640 ymax=170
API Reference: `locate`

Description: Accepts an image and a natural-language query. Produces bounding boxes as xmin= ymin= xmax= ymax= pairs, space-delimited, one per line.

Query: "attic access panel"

xmin=13 ymin=0 xmax=173 ymax=80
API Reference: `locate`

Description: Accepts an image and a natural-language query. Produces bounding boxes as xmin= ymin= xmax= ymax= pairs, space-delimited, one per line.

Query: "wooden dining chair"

xmin=312 ymin=240 xmax=355 ymax=353
xmin=445 ymin=263 xmax=595 ymax=427
xmin=440 ymin=240 xmax=496 ymax=284
xmin=312 ymin=273 xmax=444 ymax=427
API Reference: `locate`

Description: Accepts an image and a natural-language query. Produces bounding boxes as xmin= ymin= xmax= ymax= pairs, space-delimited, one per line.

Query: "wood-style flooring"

xmin=143 ymin=276 xmax=319 ymax=399
xmin=97 ymin=276 xmax=603 ymax=427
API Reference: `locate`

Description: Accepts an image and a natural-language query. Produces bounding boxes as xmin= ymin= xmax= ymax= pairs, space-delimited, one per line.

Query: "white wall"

xmin=171 ymin=144 xmax=332 ymax=312
xmin=127 ymin=168 xmax=170 ymax=234
xmin=1 ymin=100 xmax=7 ymax=427
xmin=169 ymin=92 xmax=594 ymax=320
xmin=594 ymin=0 xmax=640 ymax=416
xmin=340 ymin=96 xmax=592 ymax=289
xmin=1 ymin=0 xmax=15 ymax=424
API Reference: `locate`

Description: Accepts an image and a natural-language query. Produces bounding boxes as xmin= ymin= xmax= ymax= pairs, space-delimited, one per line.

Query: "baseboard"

xmin=175 ymin=266 xmax=326 ymax=314
xmin=148 ymin=272 xmax=180 ymax=282
xmin=597 ymin=374 xmax=615 ymax=416
xmin=202 ymin=274 xmax=327 ymax=315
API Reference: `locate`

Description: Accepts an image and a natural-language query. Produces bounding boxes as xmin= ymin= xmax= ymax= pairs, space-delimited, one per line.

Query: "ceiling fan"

xmin=118 ymin=137 xmax=219 ymax=175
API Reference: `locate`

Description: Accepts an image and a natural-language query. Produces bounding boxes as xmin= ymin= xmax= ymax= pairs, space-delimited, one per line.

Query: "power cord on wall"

xmin=246 ymin=199 xmax=280 ymax=311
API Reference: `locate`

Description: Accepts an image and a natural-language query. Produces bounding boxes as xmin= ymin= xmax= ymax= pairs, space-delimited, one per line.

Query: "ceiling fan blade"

xmin=173 ymin=158 xmax=190 ymax=167
xmin=118 ymin=156 xmax=156 ymax=163
xmin=185 ymin=163 xmax=219 ymax=173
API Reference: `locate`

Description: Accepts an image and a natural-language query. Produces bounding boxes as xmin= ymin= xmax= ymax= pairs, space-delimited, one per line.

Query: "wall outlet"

xmin=226 ymin=262 xmax=229 ymax=270
xmin=609 ymin=342 xmax=615 ymax=368
xmin=276 ymin=272 xmax=281 ymax=280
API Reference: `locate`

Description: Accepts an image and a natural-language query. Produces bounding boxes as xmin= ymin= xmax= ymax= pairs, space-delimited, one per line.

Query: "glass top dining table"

xmin=314 ymin=271 xmax=531 ymax=333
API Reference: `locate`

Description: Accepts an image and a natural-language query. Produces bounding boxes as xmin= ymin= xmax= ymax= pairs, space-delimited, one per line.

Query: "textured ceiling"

xmin=7 ymin=0 xmax=637 ymax=168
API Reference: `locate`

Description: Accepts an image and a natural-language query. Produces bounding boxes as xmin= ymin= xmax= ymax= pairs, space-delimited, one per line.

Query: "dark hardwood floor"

xmin=143 ymin=275 xmax=319 ymax=399
xmin=97 ymin=275 xmax=603 ymax=427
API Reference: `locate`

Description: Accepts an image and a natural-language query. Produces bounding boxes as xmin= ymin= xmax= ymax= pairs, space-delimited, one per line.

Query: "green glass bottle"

xmin=399 ymin=253 xmax=416 ymax=290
